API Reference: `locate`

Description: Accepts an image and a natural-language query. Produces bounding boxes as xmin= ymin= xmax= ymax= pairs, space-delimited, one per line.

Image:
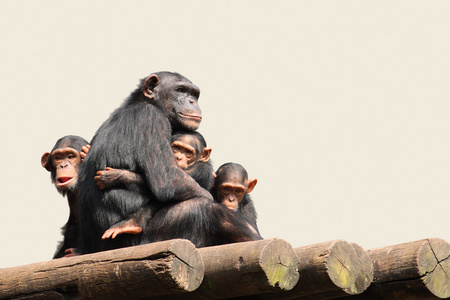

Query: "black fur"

xmin=77 ymin=72 xmax=211 ymax=253
xmin=77 ymin=72 xmax=261 ymax=253
xmin=146 ymin=198 xmax=261 ymax=247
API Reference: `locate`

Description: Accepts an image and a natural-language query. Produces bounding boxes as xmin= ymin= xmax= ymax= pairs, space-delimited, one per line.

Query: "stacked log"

xmin=1 ymin=238 xmax=449 ymax=300
xmin=0 ymin=239 xmax=204 ymax=300
xmin=336 ymin=238 xmax=450 ymax=300
xmin=239 ymin=240 xmax=374 ymax=299
xmin=152 ymin=238 xmax=300 ymax=299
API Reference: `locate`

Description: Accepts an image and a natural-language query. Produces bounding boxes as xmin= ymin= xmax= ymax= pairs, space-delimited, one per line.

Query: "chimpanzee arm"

xmin=237 ymin=195 xmax=259 ymax=233
xmin=137 ymin=107 xmax=212 ymax=203
xmin=94 ymin=167 xmax=145 ymax=191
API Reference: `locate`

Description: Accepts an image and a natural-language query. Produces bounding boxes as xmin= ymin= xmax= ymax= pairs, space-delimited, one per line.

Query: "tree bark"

xmin=151 ymin=238 xmax=300 ymax=299
xmin=237 ymin=240 xmax=373 ymax=300
xmin=335 ymin=238 xmax=450 ymax=299
xmin=0 ymin=239 xmax=204 ymax=300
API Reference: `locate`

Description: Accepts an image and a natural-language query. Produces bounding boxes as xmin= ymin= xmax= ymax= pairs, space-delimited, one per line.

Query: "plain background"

xmin=0 ymin=1 xmax=449 ymax=268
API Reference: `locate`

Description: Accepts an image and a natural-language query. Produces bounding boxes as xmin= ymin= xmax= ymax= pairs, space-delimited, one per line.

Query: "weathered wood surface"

xmin=151 ymin=238 xmax=300 ymax=299
xmin=238 ymin=240 xmax=373 ymax=300
xmin=336 ymin=238 xmax=450 ymax=299
xmin=0 ymin=239 xmax=204 ymax=300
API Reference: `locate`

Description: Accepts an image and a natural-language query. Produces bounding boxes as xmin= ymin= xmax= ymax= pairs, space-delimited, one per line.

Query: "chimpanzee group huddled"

xmin=41 ymin=71 xmax=261 ymax=258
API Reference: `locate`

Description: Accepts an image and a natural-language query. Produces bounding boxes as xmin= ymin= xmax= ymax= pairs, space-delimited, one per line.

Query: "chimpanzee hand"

xmin=94 ymin=167 xmax=143 ymax=190
xmin=80 ymin=145 xmax=90 ymax=162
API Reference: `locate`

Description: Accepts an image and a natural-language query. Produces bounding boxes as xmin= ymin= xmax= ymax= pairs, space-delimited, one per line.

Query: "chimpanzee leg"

xmin=102 ymin=203 xmax=161 ymax=240
xmin=209 ymin=203 xmax=262 ymax=245
xmin=146 ymin=198 xmax=262 ymax=247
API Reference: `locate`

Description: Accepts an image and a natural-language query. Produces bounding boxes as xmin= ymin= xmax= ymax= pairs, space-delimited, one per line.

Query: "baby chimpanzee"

xmin=212 ymin=163 xmax=259 ymax=233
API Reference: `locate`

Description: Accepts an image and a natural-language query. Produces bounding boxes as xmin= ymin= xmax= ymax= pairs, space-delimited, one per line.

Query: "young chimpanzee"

xmin=41 ymin=135 xmax=88 ymax=258
xmin=171 ymin=130 xmax=215 ymax=191
xmin=212 ymin=163 xmax=259 ymax=233
xmin=77 ymin=72 xmax=261 ymax=253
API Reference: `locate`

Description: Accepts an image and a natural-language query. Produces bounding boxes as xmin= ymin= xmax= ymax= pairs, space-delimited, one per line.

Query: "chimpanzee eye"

xmin=176 ymin=86 xmax=187 ymax=93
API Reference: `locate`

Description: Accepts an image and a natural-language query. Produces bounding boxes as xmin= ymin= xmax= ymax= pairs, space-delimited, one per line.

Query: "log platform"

xmin=336 ymin=238 xmax=450 ymax=300
xmin=0 ymin=239 xmax=204 ymax=300
xmin=0 ymin=238 xmax=449 ymax=299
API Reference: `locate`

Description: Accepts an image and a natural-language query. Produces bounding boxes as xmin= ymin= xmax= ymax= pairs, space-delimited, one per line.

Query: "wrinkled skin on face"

xmin=216 ymin=176 xmax=257 ymax=211
xmin=171 ymin=134 xmax=211 ymax=170
xmin=144 ymin=73 xmax=202 ymax=132
xmin=41 ymin=147 xmax=81 ymax=194
xmin=218 ymin=180 xmax=247 ymax=211
xmin=172 ymin=139 xmax=197 ymax=170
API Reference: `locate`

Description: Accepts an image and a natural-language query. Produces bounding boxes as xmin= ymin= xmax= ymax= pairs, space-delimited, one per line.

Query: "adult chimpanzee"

xmin=41 ymin=135 xmax=88 ymax=258
xmin=92 ymin=130 xmax=215 ymax=239
xmin=77 ymin=72 xmax=261 ymax=253
xmin=212 ymin=163 xmax=259 ymax=233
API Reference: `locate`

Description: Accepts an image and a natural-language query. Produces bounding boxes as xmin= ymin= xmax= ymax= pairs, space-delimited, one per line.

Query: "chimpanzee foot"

xmin=102 ymin=224 xmax=143 ymax=239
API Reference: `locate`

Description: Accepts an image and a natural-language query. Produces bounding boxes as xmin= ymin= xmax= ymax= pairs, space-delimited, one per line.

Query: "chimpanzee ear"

xmin=143 ymin=74 xmax=160 ymax=99
xmin=212 ymin=172 xmax=217 ymax=178
xmin=199 ymin=147 xmax=212 ymax=162
xmin=41 ymin=152 xmax=52 ymax=172
xmin=246 ymin=178 xmax=257 ymax=193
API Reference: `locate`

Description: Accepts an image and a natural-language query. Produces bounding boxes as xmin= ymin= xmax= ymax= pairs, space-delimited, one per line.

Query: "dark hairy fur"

xmin=146 ymin=198 xmax=260 ymax=247
xmin=235 ymin=194 xmax=259 ymax=233
xmin=77 ymin=72 xmax=261 ymax=253
xmin=77 ymin=72 xmax=209 ymax=253
xmin=185 ymin=160 xmax=215 ymax=191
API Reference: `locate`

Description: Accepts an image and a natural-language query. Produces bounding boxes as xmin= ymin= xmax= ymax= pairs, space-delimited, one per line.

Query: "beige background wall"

xmin=0 ymin=1 xmax=449 ymax=268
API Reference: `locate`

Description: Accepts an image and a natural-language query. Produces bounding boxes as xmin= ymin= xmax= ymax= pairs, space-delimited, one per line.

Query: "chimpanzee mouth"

xmin=178 ymin=113 xmax=202 ymax=121
xmin=56 ymin=177 xmax=75 ymax=187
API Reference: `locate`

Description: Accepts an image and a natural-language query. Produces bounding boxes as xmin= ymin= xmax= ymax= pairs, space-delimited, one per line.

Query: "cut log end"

xmin=418 ymin=238 xmax=450 ymax=299
xmin=327 ymin=241 xmax=374 ymax=295
xmin=260 ymin=239 xmax=300 ymax=291
xmin=167 ymin=239 xmax=205 ymax=292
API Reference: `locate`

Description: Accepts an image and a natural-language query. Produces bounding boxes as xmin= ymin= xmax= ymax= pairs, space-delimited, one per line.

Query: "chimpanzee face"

xmin=217 ymin=180 xmax=247 ymax=211
xmin=171 ymin=138 xmax=198 ymax=170
xmin=49 ymin=147 xmax=81 ymax=192
xmin=169 ymin=80 xmax=202 ymax=131
xmin=144 ymin=73 xmax=202 ymax=131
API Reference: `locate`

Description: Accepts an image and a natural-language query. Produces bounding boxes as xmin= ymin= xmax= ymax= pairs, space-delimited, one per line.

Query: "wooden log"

xmin=151 ymin=238 xmax=300 ymax=299
xmin=335 ymin=238 xmax=450 ymax=299
xmin=237 ymin=240 xmax=373 ymax=300
xmin=0 ymin=239 xmax=204 ymax=300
